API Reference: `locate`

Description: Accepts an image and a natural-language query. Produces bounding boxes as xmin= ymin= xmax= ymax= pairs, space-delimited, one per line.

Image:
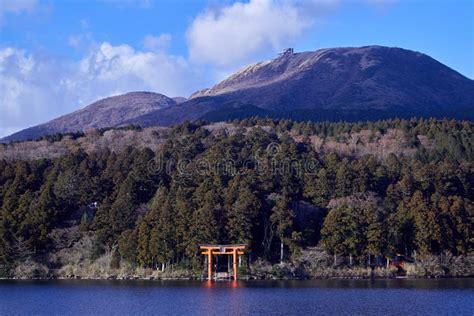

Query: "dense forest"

xmin=0 ymin=118 xmax=473 ymax=278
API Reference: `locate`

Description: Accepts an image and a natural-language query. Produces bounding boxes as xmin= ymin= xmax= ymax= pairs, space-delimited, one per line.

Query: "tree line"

xmin=0 ymin=118 xmax=472 ymax=275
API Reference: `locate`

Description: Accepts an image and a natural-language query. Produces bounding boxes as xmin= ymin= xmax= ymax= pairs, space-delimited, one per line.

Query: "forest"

xmin=0 ymin=118 xmax=472 ymax=279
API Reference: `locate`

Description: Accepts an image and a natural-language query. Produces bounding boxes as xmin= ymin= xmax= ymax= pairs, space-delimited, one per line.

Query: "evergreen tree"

xmin=409 ymin=191 xmax=442 ymax=255
xmin=118 ymin=229 xmax=138 ymax=263
xmin=321 ymin=206 xmax=350 ymax=265
xmin=226 ymin=181 xmax=261 ymax=247
xmin=136 ymin=219 xmax=151 ymax=267
xmin=270 ymin=191 xmax=295 ymax=263
xmin=153 ymin=192 xmax=177 ymax=268
xmin=0 ymin=118 xmax=472 ymax=272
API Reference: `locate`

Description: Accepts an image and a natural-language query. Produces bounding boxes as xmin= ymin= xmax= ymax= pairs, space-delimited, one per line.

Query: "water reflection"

xmin=1 ymin=278 xmax=472 ymax=290
xmin=197 ymin=278 xmax=474 ymax=290
xmin=201 ymin=280 xmax=242 ymax=289
xmin=201 ymin=281 xmax=244 ymax=315
xmin=0 ymin=279 xmax=472 ymax=315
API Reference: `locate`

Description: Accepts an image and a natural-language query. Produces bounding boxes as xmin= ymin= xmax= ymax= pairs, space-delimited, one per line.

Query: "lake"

xmin=0 ymin=279 xmax=473 ymax=315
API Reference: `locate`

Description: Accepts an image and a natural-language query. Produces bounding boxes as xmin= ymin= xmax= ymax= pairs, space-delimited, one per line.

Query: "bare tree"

xmin=10 ymin=236 xmax=34 ymax=262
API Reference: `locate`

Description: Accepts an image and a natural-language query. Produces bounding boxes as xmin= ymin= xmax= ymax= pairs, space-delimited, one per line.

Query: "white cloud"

xmin=67 ymin=32 xmax=95 ymax=50
xmin=143 ymin=33 xmax=172 ymax=52
xmin=186 ymin=0 xmax=338 ymax=67
xmin=0 ymin=43 xmax=205 ymax=138
xmin=74 ymin=42 xmax=199 ymax=100
xmin=0 ymin=47 xmax=65 ymax=137
xmin=2 ymin=0 xmax=387 ymax=138
xmin=0 ymin=0 xmax=38 ymax=14
xmin=0 ymin=0 xmax=38 ymax=22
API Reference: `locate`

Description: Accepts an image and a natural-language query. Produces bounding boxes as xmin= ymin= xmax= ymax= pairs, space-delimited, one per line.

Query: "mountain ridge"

xmin=2 ymin=92 xmax=177 ymax=142
xmin=3 ymin=45 xmax=474 ymax=142
xmin=187 ymin=45 xmax=473 ymax=110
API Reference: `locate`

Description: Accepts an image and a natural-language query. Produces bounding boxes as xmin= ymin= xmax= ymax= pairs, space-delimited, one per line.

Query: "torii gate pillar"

xmin=200 ymin=244 xmax=246 ymax=281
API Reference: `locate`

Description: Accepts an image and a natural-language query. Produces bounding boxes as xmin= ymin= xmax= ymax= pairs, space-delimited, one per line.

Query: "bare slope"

xmin=3 ymin=92 xmax=176 ymax=142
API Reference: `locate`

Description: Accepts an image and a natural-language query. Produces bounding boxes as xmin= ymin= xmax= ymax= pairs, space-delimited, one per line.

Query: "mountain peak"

xmin=2 ymin=91 xmax=176 ymax=142
xmin=188 ymin=45 xmax=473 ymax=112
xmin=3 ymin=45 xmax=473 ymax=143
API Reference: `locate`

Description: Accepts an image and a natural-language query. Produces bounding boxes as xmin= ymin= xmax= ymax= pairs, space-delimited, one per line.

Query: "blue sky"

xmin=1 ymin=0 xmax=473 ymax=137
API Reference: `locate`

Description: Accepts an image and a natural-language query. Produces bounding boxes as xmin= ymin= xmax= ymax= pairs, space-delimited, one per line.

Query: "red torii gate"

xmin=200 ymin=244 xmax=246 ymax=281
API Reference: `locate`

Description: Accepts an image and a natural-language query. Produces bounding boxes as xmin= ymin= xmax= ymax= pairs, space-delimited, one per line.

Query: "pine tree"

xmin=335 ymin=159 xmax=353 ymax=197
xmin=364 ymin=201 xmax=385 ymax=259
xmin=321 ymin=206 xmax=349 ymax=265
xmin=387 ymin=201 xmax=415 ymax=257
xmin=409 ymin=191 xmax=442 ymax=255
xmin=118 ymin=229 xmax=138 ymax=264
xmin=188 ymin=181 xmax=222 ymax=262
xmin=270 ymin=191 xmax=295 ymax=263
xmin=28 ymin=180 xmax=57 ymax=249
xmin=173 ymin=186 xmax=193 ymax=261
xmin=153 ymin=193 xmax=177 ymax=268
xmin=311 ymin=168 xmax=333 ymax=207
xmin=136 ymin=219 xmax=151 ymax=267
xmin=227 ymin=183 xmax=261 ymax=247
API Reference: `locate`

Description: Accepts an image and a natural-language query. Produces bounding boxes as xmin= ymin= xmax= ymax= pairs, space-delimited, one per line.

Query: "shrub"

xmin=13 ymin=260 xmax=49 ymax=279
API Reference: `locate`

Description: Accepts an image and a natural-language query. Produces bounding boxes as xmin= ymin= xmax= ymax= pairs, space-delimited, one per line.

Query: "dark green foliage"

xmin=270 ymin=191 xmax=297 ymax=261
xmin=0 ymin=118 xmax=472 ymax=273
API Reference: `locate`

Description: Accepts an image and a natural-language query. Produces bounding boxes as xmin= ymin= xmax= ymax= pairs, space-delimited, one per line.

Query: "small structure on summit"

xmin=278 ymin=48 xmax=294 ymax=57
xmin=200 ymin=244 xmax=246 ymax=281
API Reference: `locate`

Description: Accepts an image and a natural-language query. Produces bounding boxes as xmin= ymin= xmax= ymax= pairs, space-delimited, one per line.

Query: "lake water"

xmin=0 ymin=278 xmax=473 ymax=315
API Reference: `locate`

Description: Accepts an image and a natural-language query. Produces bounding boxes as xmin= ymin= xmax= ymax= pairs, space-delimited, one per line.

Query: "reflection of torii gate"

xmin=200 ymin=244 xmax=246 ymax=281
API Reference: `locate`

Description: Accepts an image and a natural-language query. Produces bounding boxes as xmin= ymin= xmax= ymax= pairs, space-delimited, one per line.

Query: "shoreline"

xmin=2 ymin=274 xmax=472 ymax=281
xmin=4 ymin=257 xmax=473 ymax=281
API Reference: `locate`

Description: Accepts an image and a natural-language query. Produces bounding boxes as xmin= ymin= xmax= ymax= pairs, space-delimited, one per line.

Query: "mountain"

xmin=172 ymin=96 xmax=187 ymax=104
xmin=3 ymin=46 xmax=474 ymax=142
xmin=190 ymin=46 xmax=474 ymax=112
xmin=126 ymin=45 xmax=474 ymax=127
xmin=2 ymin=92 xmax=177 ymax=142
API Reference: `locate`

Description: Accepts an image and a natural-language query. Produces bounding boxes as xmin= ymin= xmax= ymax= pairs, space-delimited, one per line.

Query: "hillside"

xmin=154 ymin=45 xmax=474 ymax=124
xmin=190 ymin=46 xmax=474 ymax=111
xmin=3 ymin=46 xmax=474 ymax=142
xmin=0 ymin=118 xmax=472 ymax=279
xmin=1 ymin=119 xmax=469 ymax=162
xmin=2 ymin=92 xmax=177 ymax=142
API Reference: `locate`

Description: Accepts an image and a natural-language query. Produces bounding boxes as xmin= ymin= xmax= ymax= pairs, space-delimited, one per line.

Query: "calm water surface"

xmin=0 ymin=278 xmax=473 ymax=315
